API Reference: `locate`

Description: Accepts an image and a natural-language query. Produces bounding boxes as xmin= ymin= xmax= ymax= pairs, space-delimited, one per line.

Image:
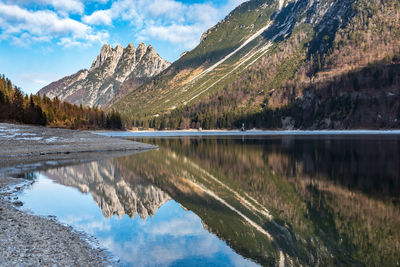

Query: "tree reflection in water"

xmin=123 ymin=136 xmax=400 ymax=266
xmin=43 ymin=136 xmax=400 ymax=266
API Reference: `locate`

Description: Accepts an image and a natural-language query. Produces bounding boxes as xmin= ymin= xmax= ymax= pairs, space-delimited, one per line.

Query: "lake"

xmin=17 ymin=134 xmax=400 ymax=266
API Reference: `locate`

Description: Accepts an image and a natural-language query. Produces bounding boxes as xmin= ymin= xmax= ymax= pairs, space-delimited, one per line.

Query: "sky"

xmin=0 ymin=0 xmax=247 ymax=94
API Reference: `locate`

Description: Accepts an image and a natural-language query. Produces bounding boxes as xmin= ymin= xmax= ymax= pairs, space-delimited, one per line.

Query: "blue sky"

xmin=0 ymin=0 xmax=247 ymax=94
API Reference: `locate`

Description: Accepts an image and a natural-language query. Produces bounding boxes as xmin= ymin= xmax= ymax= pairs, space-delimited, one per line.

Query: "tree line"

xmin=0 ymin=74 xmax=123 ymax=129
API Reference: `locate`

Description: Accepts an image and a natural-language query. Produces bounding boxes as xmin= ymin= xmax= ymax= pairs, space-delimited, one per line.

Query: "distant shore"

xmin=95 ymin=128 xmax=400 ymax=138
xmin=0 ymin=122 xmax=156 ymax=266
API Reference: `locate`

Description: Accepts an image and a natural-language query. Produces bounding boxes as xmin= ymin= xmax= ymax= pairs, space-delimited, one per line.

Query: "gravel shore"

xmin=0 ymin=123 xmax=156 ymax=266
xmin=0 ymin=123 xmax=156 ymax=176
xmin=0 ymin=177 xmax=113 ymax=266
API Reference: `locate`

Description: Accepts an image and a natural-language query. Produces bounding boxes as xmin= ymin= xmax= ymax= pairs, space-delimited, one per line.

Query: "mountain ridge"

xmin=39 ymin=43 xmax=170 ymax=108
xmin=111 ymin=0 xmax=400 ymax=130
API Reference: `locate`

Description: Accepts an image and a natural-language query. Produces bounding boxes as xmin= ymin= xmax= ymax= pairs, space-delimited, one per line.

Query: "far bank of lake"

xmin=96 ymin=129 xmax=400 ymax=138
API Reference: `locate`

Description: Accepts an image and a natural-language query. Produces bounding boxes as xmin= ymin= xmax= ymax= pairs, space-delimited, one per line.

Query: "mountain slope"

xmin=39 ymin=43 xmax=170 ymax=108
xmin=112 ymin=0 xmax=400 ymax=129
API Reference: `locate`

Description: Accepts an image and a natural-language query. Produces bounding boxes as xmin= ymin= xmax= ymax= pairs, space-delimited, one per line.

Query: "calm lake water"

xmin=18 ymin=134 xmax=400 ymax=266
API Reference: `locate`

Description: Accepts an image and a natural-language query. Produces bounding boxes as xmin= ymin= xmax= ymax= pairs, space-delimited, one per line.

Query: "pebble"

xmin=13 ymin=201 xmax=23 ymax=207
xmin=0 ymin=179 xmax=113 ymax=267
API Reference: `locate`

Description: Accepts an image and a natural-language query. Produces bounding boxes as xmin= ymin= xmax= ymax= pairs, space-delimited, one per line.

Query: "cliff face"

xmin=39 ymin=43 xmax=170 ymax=108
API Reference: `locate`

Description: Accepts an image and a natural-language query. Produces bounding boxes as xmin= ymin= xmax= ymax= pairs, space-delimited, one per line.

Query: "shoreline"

xmin=95 ymin=128 xmax=400 ymax=138
xmin=0 ymin=122 xmax=156 ymax=266
xmin=0 ymin=123 xmax=156 ymax=176
xmin=0 ymin=177 xmax=114 ymax=266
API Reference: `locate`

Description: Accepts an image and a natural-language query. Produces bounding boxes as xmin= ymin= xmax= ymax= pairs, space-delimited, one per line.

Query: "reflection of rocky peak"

xmin=45 ymin=160 xmax=170 ymax=219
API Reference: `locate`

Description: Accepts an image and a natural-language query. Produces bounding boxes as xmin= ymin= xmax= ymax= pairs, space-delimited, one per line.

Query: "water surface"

xmin=18 ymin=134 xmax=400 ymax=266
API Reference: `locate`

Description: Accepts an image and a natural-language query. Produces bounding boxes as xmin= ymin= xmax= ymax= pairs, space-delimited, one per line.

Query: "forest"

xmin=0 ymin=75 xmax=123 ymax=129
xmin=129 ymin=0 xmax=400 ymax=130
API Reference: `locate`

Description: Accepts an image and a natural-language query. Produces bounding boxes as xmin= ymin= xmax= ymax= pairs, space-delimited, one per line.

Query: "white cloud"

xmin=145 ymin=213 xmax=204 ymax=237
xmin=0 ymin=1 xmax=108 ymax=48
xmin=143 ymin=24 xmax=204 ymax=49
xmin=57 ymin=37 xmax=85 ymax=48
xmin=0 ymin=0 xmax=249 ymax=52
xmin=96 ymin=212 xmax=232 ymax=266
xmin=82 ymin=0 xmax=248 ymax=50
xmin=57 ymin=30 xmax=109 ymax=48
xmin=44 ymin=0 xmax=84 ymax=14
xmin=82 ymin=10 xmax=112 ymax=25
xmin=11 ymin=32 xmax=52 ymax=47
xmin=146 ymin=0 xmax=185 ymax=19
xmin=5 ymin=0 xmax=84 ymax=14
xmin=0 ymin=3 xmax=87 ymax=36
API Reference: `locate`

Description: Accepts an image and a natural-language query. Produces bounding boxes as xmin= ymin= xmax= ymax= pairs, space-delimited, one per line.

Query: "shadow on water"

xmin=23 ymin=135 xmax=400 ymax=266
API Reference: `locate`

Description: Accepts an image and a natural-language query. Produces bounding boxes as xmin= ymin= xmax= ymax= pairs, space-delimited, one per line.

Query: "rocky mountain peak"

xmin=137 ymin=42 xmax=146 ymax=49
xmin=126 ymin=43 xmax=135 ymax=51
xmin=101 ymin=43 xmax=111 ymax=53
xmin=145 ymin=45 xmax=157 ymax=57
xmin=39 ymin=42 xmax=171 ymax=108
xmin=115 ymin=44 xmax=137 ymax=82
xmin=90 ymin=44 xmax=111 ymax=71
xmin=136 ymin=42 xmax=147 ymax=63
xmin=134 ymin=43 xmax=170 ymax=78
xmin=89 ymin=44 xmax=124 ymax=73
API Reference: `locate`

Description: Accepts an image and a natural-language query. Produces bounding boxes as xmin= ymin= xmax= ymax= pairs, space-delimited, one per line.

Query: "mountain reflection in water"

xmin=23 ymin=135 xmax=400 ymax=266
xmin=45 ymin=161 xmax=170 ymax=219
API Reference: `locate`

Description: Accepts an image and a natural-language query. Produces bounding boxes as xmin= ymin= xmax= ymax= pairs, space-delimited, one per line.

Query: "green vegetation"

xmin=176 ymin=0 xmax=276 ymax=69
xmin=111 ymin=0 xmax=280 ymax=123
xmin=112 ymin=0 xmax=400 ymax=130
xmin=0 ymin=74 xmax=123 ymax=129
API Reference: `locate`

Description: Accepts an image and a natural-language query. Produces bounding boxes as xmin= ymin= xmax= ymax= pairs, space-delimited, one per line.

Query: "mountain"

xmin=112 ymin=0 xmax=400 ymax=129
xmin=39 ymin=43 xmax=170 ymax=108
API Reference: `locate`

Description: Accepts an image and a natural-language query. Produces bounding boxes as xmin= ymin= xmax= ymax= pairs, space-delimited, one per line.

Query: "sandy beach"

xmin=0 ymin=123 xmax=156 ymax=266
